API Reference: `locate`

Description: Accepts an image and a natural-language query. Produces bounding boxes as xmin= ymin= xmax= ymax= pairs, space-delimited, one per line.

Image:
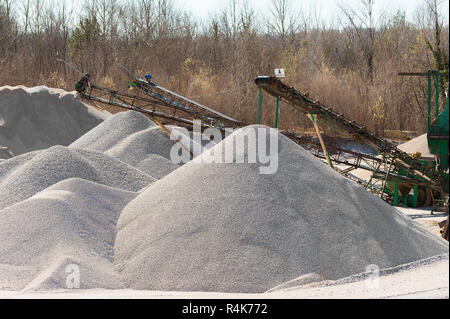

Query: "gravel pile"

xmin=69 ymin=111 xmax=158 ymax=153
xmin=0 ymin=145 xmax=155 ymax=210
xmin=0 ymin=86 xmax=108 ymax=156
xmin=0 ymin=178 xmax=136 ymax=290
xmin=114 ymin=125 xmax=448 ymax=293
xmin=0 ymin=110 xmax=171 ymax=290
xmin=166 ymin=124 xmax=217 ymax=154
xmin=0 ymin=109 xmax=193 ymax=290
xmin=397 ymin=133 xmax=433 ymax=158
xmin=102 ymin=126 xmax=176 ymax=165
xmin=0 ymin=106 xmax=447 ymax=294
xmin=135 ymin=154 xmax=181 ymax=179
xmin=70 ymin=111 xmax=184 ymax=178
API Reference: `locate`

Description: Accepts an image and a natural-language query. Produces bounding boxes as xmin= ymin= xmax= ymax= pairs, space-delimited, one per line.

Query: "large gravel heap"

xmin=0 ymin=111 xmax=195 ymax=290
xmin=70 ymin=111 xmax=181 ymax=177
xmin=0 ymin=86 xmax=108 ymax=156
xmin=115 ymin=125 xmax=448 ymax=293
xmin=397 ymin=133 xmax=433 ymax=159
xmin=0 ymin=178 xmax=136 ymax=290
xmin=0 ymin=109 xmax=447 ymax=293
xmin=0 ymin=145 xmax=155 ymax=210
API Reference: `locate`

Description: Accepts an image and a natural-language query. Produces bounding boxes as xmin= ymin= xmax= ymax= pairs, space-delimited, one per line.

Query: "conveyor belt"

xmin=256 ymin=76 xmax=448 ymax=194
xmin=133 ymin=78 xmax=243 ymax=128
xmin=116 ymin=62 xmax=243 ymax=128
xmin=82 ymin=84 xmax=242 ymax=130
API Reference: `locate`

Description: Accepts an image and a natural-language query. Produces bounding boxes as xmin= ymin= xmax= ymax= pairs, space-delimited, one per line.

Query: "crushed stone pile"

xmin=69 ymin=111 xmax=158 ymax=153
xmin=397 ymin=133 xmax=433 ymax=159
xmin=0 ymin=178 xmax=136 ymax=290
xmin=0 ymin=106 xmax=447 ymax=294
xmin=0 ymin=110 xmax=185 ymax=290
xmin=0 ymin=86 xmax=109 ymax=156
xmin=70 ymin=111 xmax=184 ymax=177
xmin=166 ymin=124 xmax=217 ymax=153
xmin=114 ymin=125 xmax=448 ymax=293
xmin=135 ymin=154 xmax=181 ymax=179
xmin=0 ymin=145 xmax=155 ymax=211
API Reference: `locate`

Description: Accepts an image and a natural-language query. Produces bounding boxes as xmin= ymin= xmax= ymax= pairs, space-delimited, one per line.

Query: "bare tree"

xmin=29 ymin=0 xmax=45 ymax=73
xmin=267 ymin=0 xmax=297 ymax=46
xmin=97 ymin=0 xmax=119 ymax=75
xmin=0 ymin=0 xmax=448 ymax=133
xmin=418 ymin=0 xmax=448 ymax=81
xmin=0 ymin=0 xmax=16 ymax=65
xmin=339 ymin=0 xmax=388 ymax=84
xmin=21 ymin=0 xmax=31 ymax=35
xmin=140 ymin=0 xmax=156 ymax=44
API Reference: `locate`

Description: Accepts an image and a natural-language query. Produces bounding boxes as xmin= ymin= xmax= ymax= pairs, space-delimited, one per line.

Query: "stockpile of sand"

xmin=397 ymin=133 xmax=433 ymax=158
xmin=114 ymin=126 xmax=448 ymax=293
xmin=70 ymin=111 xmax=186 ymax=177
xmin=0 ymin=145 xmax=155 ymax=210
xmin=0 ymin=109 xmax=447 ymax=294
xmin=0 ymin=86 xmax=109 ymax=156
xmin=0 ymin=178 xmax=136 ymax=290
xmin=69 ymin=111 xmax=158 ymax=153
xmin=0 ymin=111 xmax=186 ymax=290
xmin=166 ymin=124 xmax=218 ymax=153
xmin=69 ymin=111 xmax=215 ymax=178
xmin=134 ymin=154 xmax=181 ymax=179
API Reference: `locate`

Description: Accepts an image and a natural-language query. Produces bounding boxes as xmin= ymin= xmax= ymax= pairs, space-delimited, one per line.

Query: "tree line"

xmin=0 ymin=0 xmax=448 ymax=135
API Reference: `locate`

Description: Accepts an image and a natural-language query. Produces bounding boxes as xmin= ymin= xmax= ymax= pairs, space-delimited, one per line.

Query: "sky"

xmin=174 ymin=0 xmax=449 ymax=25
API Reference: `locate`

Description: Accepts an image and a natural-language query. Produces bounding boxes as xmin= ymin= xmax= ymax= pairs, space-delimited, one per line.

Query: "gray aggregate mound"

xmin=0 ymin=150 xmax=41 ymax=182
xmin=103 ymin=126 xmax=176 ymax=163
xmin=135 ymin=154 xmax=180 ymax=179
xmin=0 ymin=145 xmax=155 ymax=210
xmin=70 ymin=110 xmax=157 ymax=153
xmin=398 ymin=134 xmax=433 ymax=158
xmin=70 ymin=111 xmax=182 ymax=177
xmin=166 ymin=125 xmax=217 ymax=154
xmin=0 ymin=86 xmax=107 ymax=156
xmin=0 ymin=178 xmax=136 ymax=290
xmin=115 ymin=125 xmax=448 ymax=293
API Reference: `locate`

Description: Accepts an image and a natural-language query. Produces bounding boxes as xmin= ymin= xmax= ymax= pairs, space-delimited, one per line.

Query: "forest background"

xmin=0 ymin=0 xmax=448 ymax=134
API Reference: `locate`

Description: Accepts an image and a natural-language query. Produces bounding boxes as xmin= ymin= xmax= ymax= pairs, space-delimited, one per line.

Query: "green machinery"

xmin=255 ymin=75 xmax=449 ymax=209
xmin=395 ymin=71 xmax=449 ymax=210
xmin=429 ymin=101 xmax=448 ymax=171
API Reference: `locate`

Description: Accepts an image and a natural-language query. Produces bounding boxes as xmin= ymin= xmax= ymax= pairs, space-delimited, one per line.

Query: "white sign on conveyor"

xmin=275 ymin=68 xmax=285 ymax=78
